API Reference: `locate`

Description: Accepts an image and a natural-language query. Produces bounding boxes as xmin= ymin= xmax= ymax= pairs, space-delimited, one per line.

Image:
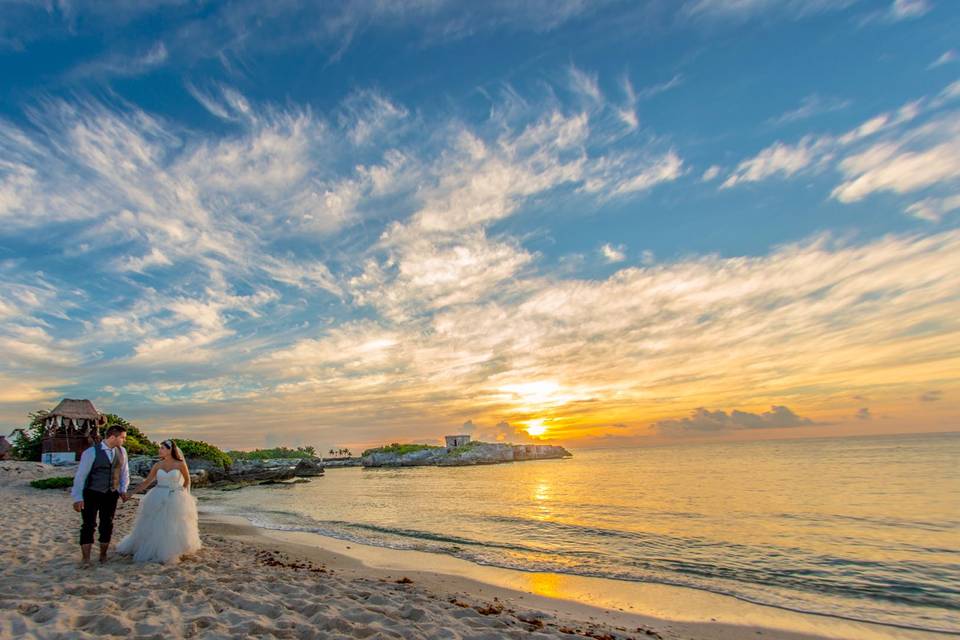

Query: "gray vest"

xmin=84 ymin=446 xmax=115 ymax=493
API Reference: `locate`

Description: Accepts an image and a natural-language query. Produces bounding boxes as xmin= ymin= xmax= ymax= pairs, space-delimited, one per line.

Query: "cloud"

xmin=352 ymin=230 xmax=535 ymax=320
xmin=719 ymin=83 xmax=960 ymax=216
xmin=890 ymin=0 xmax=931 ymax=20
xmin=636 ymin=74 xmax=684 ymax=100
xmin=405 ymin=111 xmax=590 ymax=233
xmin=600 ymin=243 xmax=626 ymax=263
xmin=918 ymin=390 xmax=942 ymax=402
xmin=67 ymin=41 xmax=168 ymax=80
xmin=929 ymin=50 xmax=957 ymax=69
xmin=858 ymin=0 xmax=931 ymax=25
xmin=768 ymin=94 xmax=851 ymax=126
xmin=469 ymin=420 xmax=534 ymax=443
xmin=702 ymin=165 xmax=721 ymax=181
xmin=856 ymin=407 xmax=872 ymax=420
xmin=831 ymin=116 xmax=960 ymax=203
xmin=721 ymin=137 xmax=824 ymax=188
xmin=684 ymin=0 xmax=855 ymax=22
xmin=617 ymin=76 xmax=639 ymax=130
xmin=585 ymin=149 xmax=684 ymax=195
xmin=338 ymin=89 xmax=410 ymax=146
xmin=905 ymin=195 xmax=960 ymax=222
xmin=2 ymin=2 xmax=604 ymax=70
xmin=653 ymin=405 xmax=815 ymax=435
xmin=568 ymin=64 xmax=603 ymax=104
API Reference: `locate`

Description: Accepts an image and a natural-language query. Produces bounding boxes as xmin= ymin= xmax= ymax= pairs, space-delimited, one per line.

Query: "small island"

xmin=361 ymin=435 xmax=571 ymax=467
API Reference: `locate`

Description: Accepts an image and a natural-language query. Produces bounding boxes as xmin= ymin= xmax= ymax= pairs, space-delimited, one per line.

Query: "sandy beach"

xmin=0 ymin=462 xmax=949 ymax=640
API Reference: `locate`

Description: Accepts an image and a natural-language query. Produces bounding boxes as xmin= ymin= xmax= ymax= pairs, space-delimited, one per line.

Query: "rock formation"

xmin=362 ymin=443 xmax=571 ymax=468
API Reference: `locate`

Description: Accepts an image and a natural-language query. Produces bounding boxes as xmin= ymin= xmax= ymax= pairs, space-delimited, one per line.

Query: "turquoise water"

xmin=203 ymin=432 xmax=960 ymax=634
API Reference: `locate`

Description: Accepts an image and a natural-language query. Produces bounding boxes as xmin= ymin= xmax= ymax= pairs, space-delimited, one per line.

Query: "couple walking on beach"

xmin=70 ymin=425 xmax=202 ymax=566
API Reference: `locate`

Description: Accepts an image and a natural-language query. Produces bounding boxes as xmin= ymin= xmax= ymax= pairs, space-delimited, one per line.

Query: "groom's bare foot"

xmin=79 ymin=558 xmax=92 ymax=569
xmin=99 ymin=544 xmax=110 ymax=563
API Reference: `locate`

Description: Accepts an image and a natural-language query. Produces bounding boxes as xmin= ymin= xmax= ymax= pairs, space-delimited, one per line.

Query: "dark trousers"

xmin=80 ymin=489 xmax=120 ymax=545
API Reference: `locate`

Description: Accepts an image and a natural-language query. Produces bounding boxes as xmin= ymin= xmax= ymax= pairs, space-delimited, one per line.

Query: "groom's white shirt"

xmin=70 ymin=442 xmax=130 ymax=502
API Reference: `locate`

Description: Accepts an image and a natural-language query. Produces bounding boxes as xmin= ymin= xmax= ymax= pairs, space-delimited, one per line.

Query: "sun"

xmin=525 ymin=419 xmax=547 ymax=437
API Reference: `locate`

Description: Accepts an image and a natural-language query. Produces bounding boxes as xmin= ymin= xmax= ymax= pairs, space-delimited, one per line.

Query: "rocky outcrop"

xmin=321 ymin=457 xmax=363 ymax=468
xmin=128 ymin=455 xmax=324 ymax=488
xmin=293 ymin=457 xmax=326 ymax=476
xmin=362 ymin=443 xmax=571 ymax=468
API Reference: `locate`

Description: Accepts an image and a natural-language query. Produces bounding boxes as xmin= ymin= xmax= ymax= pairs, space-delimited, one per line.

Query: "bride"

xmin=117 ymin=439 xmax=202 ymax=564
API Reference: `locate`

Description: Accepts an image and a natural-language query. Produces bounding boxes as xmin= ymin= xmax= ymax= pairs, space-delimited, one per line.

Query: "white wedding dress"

xmin=117 ymin=468 xmax=202 ymax=564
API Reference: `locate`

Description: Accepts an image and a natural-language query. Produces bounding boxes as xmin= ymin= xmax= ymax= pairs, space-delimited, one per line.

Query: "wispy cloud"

xmin=635 ymin=74 xmax=684 ymax=100
xmin=719 ymin=82 xmax=960 ymax=218
xmin=859 ymin=0 xmax=932 ymax=25
xmin=702 ymin=165 xmax=721 ymax=181
xmin=721 ymin=137 xmax=825 ymax=188
xmin=617 ymin=76 xmax=639 ymax=130
xmin=768 ymin=94 xmax=851 ymax=126
xmin=832 ymin=116 xmax=960 ymax=204
xmin=906 ymin=195 xmax=960 ymax=222
xmin=890 ymin=0 xmax=931 ymax=20
xmin=929 ymin=50 xmax=957 ymax=69
xmin=584 ymin=149 xmax=684 ymax=195
xmin=568 ymin=64 xmax=603 ymax=104
xmin=67 ymin=41 xmax=168 ymax=80
xmin=684 ymin=0 xmax=855 ymax=22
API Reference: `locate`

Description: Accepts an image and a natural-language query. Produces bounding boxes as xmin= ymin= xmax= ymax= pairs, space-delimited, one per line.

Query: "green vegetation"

xmin=449 ymin=440 xmax=483 ymax=455
xmin=175 ymin=439 xmax=233 ymax=469
xmin=30 ymin=476 xmax=73 ymax=490
xmin=228 ymin=446 xmax=317 ymax=461
xmin=10 ymin=411 xmax=45 ymax=461
xmin=361 ymin=443 xmax=442 ymax=457
xmin=103 ymin=414 xmax=158 ymax=456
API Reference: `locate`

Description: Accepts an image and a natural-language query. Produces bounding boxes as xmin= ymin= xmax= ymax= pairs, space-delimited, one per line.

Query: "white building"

xmin=444 ymin=434 xmax=471 ymax=450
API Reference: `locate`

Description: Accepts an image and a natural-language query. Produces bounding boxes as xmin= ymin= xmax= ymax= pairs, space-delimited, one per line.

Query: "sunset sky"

xmin=1 ymin=1 xmax=958 ymax=451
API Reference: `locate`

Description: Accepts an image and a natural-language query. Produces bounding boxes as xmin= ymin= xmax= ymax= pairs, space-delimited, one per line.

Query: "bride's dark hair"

xmin=161 ymin=439 xmax=185 ymax=462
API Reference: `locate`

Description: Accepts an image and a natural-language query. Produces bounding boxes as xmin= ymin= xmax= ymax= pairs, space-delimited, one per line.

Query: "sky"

xmin=0 ymin=0 xmax=958 ymax=452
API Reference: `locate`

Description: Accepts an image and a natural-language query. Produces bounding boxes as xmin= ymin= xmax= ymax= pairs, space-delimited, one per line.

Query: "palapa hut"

xmin=41 ymin=399 xmax=106 ymax=464
xmin=0 ymin=435 xmax=11 ymax=460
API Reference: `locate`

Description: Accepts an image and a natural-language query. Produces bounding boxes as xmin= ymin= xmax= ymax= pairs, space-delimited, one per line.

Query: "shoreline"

xmin=2 ymin=461 xmax=955 ymax=640
xmin=200 ymin=510 xmax=954 ymax=640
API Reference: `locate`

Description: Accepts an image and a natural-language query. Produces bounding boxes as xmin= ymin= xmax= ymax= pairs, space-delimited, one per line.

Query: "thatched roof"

xmin=47 ymin=398 xmax=102 ymax=421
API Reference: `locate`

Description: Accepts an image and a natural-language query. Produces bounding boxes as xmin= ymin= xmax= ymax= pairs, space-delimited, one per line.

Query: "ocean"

xmin=201 ymin=432 xmax=960 ymax=634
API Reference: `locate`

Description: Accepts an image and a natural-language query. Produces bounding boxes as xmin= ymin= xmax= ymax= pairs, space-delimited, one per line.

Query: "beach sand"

xmin=0 ymin=462 xmax=948 ymax=640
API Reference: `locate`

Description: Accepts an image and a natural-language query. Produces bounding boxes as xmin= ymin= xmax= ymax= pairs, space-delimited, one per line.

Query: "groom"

xmin=70 ymin=425 xmax=131 ymax=565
